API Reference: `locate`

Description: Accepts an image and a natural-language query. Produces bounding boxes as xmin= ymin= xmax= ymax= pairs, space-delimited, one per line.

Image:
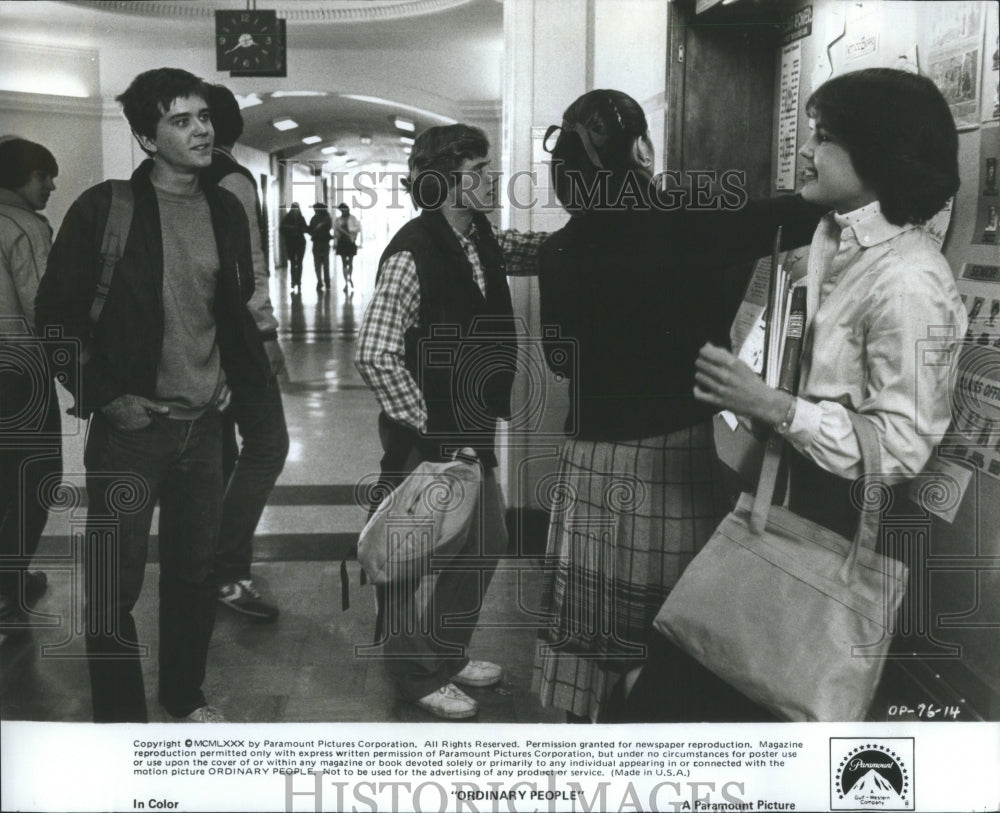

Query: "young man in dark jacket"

xmin=308 ymin=202 xmax=333 ymax=291
xmin=35 ymin=68 xmax=270 ymax=723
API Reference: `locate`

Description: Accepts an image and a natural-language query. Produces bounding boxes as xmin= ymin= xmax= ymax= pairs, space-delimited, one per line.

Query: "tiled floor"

xmin=0 ymin=246 xmax=563 ymax=725
xmin=0 ymin=560 xmax=561 ymax=724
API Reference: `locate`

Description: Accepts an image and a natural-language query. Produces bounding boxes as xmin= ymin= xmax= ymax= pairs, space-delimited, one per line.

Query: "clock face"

xmin=215 ymin=10 xmax=280 ymax=73
xmin=231 ymin=18 xmax=287 ymax=78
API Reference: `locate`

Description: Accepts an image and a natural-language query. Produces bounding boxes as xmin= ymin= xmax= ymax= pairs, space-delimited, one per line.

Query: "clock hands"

xmin=224 ymin=33 xmax=259 ymax=54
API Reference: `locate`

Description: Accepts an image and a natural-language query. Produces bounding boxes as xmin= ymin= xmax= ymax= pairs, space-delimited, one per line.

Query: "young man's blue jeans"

xmin=216 ymin=378 xmax=288 ymax=584
xmin=84 ymin=409 xmax=222 ymax=722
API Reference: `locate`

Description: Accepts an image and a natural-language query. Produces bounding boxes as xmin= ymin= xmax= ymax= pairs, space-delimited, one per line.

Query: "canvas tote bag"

xmin=653 ymin=412 xmax=908 ymax=721
xmin=357 ymin=454 xmax=483 ymax=585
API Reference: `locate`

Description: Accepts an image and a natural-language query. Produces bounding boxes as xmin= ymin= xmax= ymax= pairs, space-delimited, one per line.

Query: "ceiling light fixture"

xmin=235 ymin=93 xmax=264 ymax=109
xmin=399 ymin=136 xmax=415 ymax=146
xmin=272 ymin=118 xmax=299 ymax=131
xmin=394 ymin=117 xmax=415 ymax=132
xmin=359 ymin=135 xmax=373 ymax=145
xmin=321 ymin=145 xmax=340 ymax=154
xmin=271 ymin=90 xmax=329 ymax=98
xmin=302 ymin=135 xmax=322 ymax=145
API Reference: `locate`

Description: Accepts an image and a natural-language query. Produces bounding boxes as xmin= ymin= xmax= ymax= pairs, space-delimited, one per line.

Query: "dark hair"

xmin=205 ymin=83 xmax=244 ymax=147
xmin=548 ymin=89 xmax=651 ymax=212
xmin=806 ymin=68 xmax=959 ymax=225
xmin=404 ymin=124 xmax=490 ymax=210
xmin=0 ymin=138 xmax=58 ymax=190
xmin=115 ymin=68 xmax=210 ymax=155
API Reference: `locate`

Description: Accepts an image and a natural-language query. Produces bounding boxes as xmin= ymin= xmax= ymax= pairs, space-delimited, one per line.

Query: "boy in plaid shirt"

xmin=356 ymin=124 xmax=546 ymax=719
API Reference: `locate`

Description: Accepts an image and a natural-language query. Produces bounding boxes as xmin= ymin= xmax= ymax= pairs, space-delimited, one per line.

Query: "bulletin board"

xmin=941 ymin=264 xmax=1000 ymax=485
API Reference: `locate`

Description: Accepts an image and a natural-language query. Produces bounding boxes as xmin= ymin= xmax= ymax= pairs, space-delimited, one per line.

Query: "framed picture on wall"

xmin=983 ymin=0 xmax=999 ymax=121
xmin=924 ymin=1 xmax=986 ymax=129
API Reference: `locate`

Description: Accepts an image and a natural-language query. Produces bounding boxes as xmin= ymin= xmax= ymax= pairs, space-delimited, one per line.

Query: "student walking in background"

xmin=334 ymin=202 xmax=360 ymax=293
xmin=204 ymin=82 xmax=288 ymax=622
xmin=309 ymin=201 xmax=333 ymax=292
xmin=0 ymin=138 xmax=61 ymax=637
xmin=280 ymin=202 xmax=307 ymax=295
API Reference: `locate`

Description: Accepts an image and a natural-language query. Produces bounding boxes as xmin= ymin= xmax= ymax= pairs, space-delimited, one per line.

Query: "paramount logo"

xmin=830 ymin=738 xmax=914 ymax=811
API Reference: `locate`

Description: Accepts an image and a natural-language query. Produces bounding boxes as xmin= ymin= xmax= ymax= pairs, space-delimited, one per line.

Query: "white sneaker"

xmin=452 ymin=659 xmax=503 ymax=688
xmin=218 ymin=579 xmax=279 ymax=621
xmin=414 ymin=683 xmax=478 ymax=720
xmin=180 ymin=705 xmax=226 ymax=723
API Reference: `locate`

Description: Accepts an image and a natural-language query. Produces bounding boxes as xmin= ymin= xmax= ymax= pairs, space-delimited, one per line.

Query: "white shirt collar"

xmin=833 ymin=199 xmax=882 ymax=229
xmin=830 ymin=199 xmax=914 ymax=247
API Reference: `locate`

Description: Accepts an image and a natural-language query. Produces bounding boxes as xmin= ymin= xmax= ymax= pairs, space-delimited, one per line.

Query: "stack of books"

xmin=762 ymin=226 xmax=807 ymax=395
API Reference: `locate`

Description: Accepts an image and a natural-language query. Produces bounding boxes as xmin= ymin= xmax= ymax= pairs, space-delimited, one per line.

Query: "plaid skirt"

xmin=532 ymin=421 xmax=730 ymax=720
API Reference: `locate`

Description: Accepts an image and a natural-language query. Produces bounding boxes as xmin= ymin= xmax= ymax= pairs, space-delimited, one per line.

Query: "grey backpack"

xmin=89 ymin=179 xmax=133 ymax=325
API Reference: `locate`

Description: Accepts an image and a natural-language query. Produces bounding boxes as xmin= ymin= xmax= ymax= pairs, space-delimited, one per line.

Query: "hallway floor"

xmin=0 ymin=247 xmax=561 ymax=725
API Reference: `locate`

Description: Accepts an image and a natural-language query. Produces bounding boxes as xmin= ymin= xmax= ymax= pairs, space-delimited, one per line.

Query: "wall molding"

xmin=0 ymin=36 xmax=99 ymax=61
xmin=0 ymin=90 xmax=103 ymax=118
xmin=75 ymin=0 xmax=476 ymax=23
xmin=0 ymin=37 xmax=100 ymax=99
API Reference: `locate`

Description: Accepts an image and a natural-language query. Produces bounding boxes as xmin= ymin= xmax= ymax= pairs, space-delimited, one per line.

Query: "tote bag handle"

xmin=749 ymin=410 xmax=883 ymax=579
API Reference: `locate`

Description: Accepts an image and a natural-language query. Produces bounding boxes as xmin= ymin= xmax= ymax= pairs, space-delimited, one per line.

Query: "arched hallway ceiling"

xmin=1 ymin=0 xmax=503 ymax=166
xmin=71 ymin=0 xmax=502 ymax=50
xmin=239 ymin=91 xmax=461 ymax=169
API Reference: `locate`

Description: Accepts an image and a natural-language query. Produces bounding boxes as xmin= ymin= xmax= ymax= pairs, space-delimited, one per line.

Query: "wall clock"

xmin=215 ymin=9 xmax=280 ymax=73
xmin=231 ymin=18 xmax=287 ymax=78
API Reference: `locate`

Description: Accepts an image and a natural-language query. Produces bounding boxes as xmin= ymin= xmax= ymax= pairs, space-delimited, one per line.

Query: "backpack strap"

xmin=90 ymin=180 xmax=134 ymax=325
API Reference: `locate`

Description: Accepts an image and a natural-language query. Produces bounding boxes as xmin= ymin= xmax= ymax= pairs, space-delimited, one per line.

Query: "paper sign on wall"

xmin=845 ymin=2 xmax=880 ymax=61
xmin=776 ymin=41 xmax=802 ymax=191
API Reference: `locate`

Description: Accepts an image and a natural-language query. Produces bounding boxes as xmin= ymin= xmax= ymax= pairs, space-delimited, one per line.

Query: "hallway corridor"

xmin=0 ymin=247 xmax=561 ymax=725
